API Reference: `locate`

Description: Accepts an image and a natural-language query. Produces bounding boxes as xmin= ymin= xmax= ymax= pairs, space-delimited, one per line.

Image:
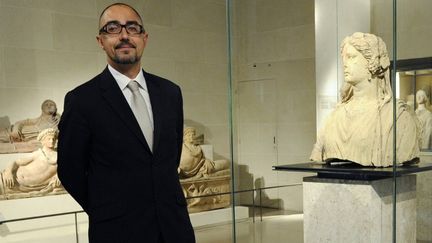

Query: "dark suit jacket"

xmin=57 ymin=67 xmax=195 ymax=243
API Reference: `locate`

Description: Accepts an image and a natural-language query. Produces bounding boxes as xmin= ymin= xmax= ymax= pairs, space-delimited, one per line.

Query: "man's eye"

xmin=127 ymin=25 xmax=140 ymax=33
xmin=106 ymin=24 xmax=120 ymax=32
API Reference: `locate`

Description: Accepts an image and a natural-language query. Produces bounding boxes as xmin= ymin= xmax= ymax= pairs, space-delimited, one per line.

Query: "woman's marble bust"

xmin=310 ymin=32 xmax=421 ymax=167
xmin=415 ymin=89 xmax=432 ymax=149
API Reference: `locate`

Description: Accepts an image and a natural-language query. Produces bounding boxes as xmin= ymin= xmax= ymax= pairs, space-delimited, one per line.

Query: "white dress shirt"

xmin=108 ymin=65 xmax=154 ymax=128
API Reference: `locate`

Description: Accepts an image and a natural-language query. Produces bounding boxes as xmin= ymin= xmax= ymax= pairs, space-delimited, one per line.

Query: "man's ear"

xmin=96 ymin=35 xmax=105 ymax=50
xmin=142 ymin=32 xmax=149 ymax=48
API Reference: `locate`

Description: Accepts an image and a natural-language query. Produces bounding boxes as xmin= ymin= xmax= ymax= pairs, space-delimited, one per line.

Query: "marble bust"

xmin=0 ymin=99 xmax=61 ymax=153
xmin=179 ymin=127 xmax=229 ymax=179
xmin=310 ymin=32 xmax=421 ymax=167
xmin=415 ymin=89 xmax=432 ymax=149
xmin=0 ymin=128 xmax=65 ymax=199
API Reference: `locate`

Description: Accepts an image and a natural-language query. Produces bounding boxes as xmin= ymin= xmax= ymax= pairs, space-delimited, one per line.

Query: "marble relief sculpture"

xmin=310 ymin=32 xmax=421 ymax=167
xmin=179 ymin=127 xmax=230 ymax=179
xmin=0 ymin=128 xmax=65 ymax=200
xmin=415 ymin=89 xmax=432 ymax=149
xmin=0 ymin=99 xmax=61 ymax=153
xmin=179 ymin=127 xmax=230 ymax=213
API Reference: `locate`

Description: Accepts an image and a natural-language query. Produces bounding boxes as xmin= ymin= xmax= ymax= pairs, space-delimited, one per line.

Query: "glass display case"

xmin=0 ymin=0 xmax=431 ymax=243
xmin=396 ymin=57 xmax=432 ymax=151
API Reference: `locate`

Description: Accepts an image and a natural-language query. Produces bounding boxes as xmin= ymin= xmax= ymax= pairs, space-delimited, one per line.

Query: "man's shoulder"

xmin=68 ymin=71 xmax=105 ymax=96
xmin=144 ymin=71 xmax=180 ymax=90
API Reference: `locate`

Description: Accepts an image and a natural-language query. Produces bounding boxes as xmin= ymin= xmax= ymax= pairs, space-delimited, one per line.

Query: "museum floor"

xmin=195 ymin=210 xmax=304 ymax=243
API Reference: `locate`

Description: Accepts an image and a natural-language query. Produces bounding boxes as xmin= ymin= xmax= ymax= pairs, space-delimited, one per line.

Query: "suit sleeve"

xmin=176 ymin=86 xmax=184 ymax=166
xmin=57 ymin=91 xmax=91 ymax=211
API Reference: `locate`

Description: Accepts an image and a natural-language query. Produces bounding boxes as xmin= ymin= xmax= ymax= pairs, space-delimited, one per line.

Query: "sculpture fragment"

xmin=310 ymin=32 xmax=421 ymax=167
xmin=178 ymin=127 xmax=230 ymax=212
xmin=0 ymin=100 xmax=61 ymax=153
xmin=0 ymin=128 xmax=65 ymax=200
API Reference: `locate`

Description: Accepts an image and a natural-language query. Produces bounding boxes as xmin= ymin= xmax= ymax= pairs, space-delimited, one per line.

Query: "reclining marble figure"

xmin=0 ymin=128 xmax=65 ymax=199
xmin=178 ymin=127 xmax=230 ymax=212
xmin=179 ymin=127 xmax=229 ymax=179
xmin=0 ymin=99 xmax=61 ymax=153
xmin=310 ymin=32 xmax=421 ymax=167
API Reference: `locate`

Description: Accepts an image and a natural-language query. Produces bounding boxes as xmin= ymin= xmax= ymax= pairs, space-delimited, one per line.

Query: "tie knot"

xmin=127 ymin=80 xmax=140 ymax=93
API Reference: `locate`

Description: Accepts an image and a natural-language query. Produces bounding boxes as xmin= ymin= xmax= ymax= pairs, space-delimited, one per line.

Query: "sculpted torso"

xmin=180 ymin=143 xmax=205 ymax=172
xmin=1 ymin=128 xmax=62 ymax=193
xmin=179 ymin=127 xmax=229 ymax=179
xmin=18 ymin=116 xmax=60 ymax=142
xmin=15 ymin=149 xmax=58 ymax=187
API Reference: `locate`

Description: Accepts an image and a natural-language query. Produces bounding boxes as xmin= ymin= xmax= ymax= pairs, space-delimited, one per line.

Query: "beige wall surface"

xmin=0 ymin=0 xmax=230 ymax=159
xmin=232 ymin=0 xmax=315 ymax=211
xmin=371 ymin=0 xmax=432 ymax=60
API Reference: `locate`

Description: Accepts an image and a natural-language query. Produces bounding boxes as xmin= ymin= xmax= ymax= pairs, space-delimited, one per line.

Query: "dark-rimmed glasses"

xmin=99 ymin=21 xmax=144 ymax=35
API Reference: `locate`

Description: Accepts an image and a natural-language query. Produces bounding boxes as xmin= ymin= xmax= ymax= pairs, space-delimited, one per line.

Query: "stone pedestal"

xmin=181 ymin=175 xmax=230 ymax=213
xmin=417 ymin=171 xmax=432 ymax=242
xmin=303 ymin=175 xmax=416 ymax=243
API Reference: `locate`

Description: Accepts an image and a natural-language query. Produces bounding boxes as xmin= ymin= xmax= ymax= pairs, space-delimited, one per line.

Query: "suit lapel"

xmin=144 ymin=71 xmax=163 ymax=154
xmin=98 ymin=67 xmax=152 ymax=153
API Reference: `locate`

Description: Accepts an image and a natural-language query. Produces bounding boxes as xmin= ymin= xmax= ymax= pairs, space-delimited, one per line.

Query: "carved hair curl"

xmin=37 ymin=128 xmax=58 ymax=141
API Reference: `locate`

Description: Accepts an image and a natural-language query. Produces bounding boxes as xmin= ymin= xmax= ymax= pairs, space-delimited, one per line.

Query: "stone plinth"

xmin=417 ymin=171 xmax=432 ymax=242
xmin=181 ymin=175 xmax=230 ymax=213
xmin=303 ymin=175 xmax=416 ymax=243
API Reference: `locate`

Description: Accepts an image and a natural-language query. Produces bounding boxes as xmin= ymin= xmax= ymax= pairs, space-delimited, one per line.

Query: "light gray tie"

xmin=127 ymin=80 xmax=153 ymax=151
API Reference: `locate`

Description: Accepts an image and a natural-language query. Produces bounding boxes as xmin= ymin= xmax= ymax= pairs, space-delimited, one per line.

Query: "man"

xmin=57 ymin=3 xmax=195 ymax=243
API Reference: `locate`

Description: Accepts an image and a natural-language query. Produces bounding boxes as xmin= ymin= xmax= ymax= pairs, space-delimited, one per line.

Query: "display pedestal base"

xmin=303 ymin=175 xmax=416 ymax=243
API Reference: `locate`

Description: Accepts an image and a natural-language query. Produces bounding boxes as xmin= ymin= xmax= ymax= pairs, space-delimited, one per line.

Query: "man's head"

xmin=96 ymin=3 xmax=148 ymax=68
xmin=41 ymin=100 xmax=57 ymax=115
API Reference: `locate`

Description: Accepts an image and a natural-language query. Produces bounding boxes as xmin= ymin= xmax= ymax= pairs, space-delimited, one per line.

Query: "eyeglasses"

xmin=99 ymin=21 xmax=144 ymax=35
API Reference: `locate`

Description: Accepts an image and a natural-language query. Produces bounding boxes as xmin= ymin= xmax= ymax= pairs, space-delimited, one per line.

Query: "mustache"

xmin=115 ymin=41 xmax=136 ymax=49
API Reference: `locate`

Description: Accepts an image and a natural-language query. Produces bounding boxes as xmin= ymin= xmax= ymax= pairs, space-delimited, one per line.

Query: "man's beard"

xmin=111 ymin=53 xmax=139 ymax=64
xmin=112 ymin=41 xmax=140 ymax=64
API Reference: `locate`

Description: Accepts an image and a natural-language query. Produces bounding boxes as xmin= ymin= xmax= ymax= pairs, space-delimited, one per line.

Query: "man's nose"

xmin=119 ymin=27 xmax=130 ymax=40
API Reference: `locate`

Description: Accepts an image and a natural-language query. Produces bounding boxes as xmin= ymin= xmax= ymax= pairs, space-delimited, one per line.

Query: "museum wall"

xmin=231 ymin=0 xmax=315 ymax=211
xmin=371 ymin=0 xmax=432 ymax=60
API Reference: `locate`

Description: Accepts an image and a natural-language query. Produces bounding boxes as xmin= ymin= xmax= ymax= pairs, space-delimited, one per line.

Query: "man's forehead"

xmin=100 ymin=5 xmax=142 ymax=25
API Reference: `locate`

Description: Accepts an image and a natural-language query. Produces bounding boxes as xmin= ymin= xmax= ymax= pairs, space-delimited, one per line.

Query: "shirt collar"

xmin=108 ymin=64 xmax=148 ymax=92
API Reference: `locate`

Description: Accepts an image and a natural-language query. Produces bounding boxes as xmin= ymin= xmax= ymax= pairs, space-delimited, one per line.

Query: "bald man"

xmin=57 ymin=3 xmax=195 ymax=243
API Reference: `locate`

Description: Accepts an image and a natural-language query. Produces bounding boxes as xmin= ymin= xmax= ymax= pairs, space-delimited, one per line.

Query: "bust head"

xmin=416 ymin=89 xmax=428 ymax=105
xmin=341 ymin=32 xmax=390 ymax=77
xmin=183 ymin=127 xmax=196 ymax=144
xmin=340 ymin=32 xmax=391 ymax=104
xmin=41 ymin=100 xmax=57 ymax=116
xmin=37 ymin=128 xmax=58 ymax=149
xmin=342 ymin=43 xmax=370 ymax=86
